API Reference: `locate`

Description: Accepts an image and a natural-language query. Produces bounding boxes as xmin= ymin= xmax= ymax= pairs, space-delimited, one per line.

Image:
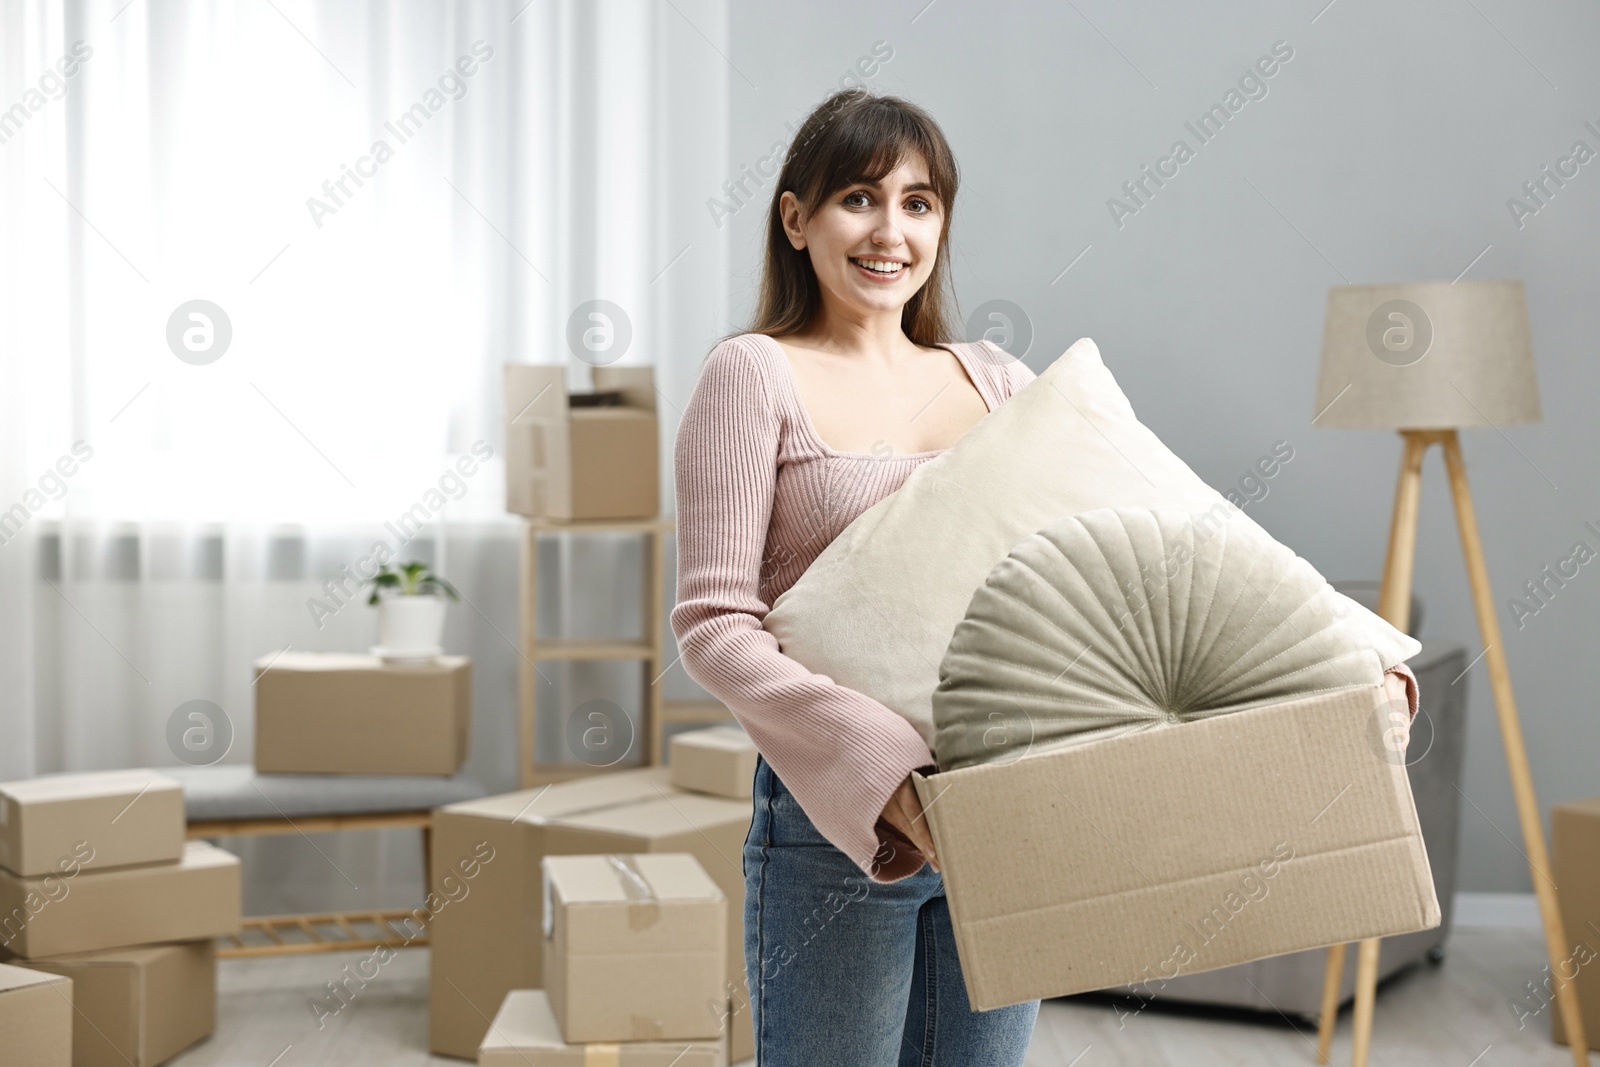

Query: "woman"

xmin=670 ymin=88 xmax=1417 ymax=1066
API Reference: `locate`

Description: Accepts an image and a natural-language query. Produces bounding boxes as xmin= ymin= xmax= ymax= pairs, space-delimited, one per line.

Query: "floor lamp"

xmin=1307 ymin=280 xmax=1588 ymax=1067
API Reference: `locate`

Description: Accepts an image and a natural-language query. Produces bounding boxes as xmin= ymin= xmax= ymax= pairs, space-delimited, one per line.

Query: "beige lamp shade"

xmin=1313 ymin=280 xmax=1540 ymax=429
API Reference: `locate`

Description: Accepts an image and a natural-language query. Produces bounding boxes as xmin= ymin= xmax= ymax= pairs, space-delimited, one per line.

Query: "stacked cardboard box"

xmin=253 ymin=652 xmax=472 ymax=775
xmin=669 ymin=727 xmax=757 ymax=800
xmin=0 ymin=961 xmax=72 ymax=1066
xmin=430 ymin=766 xmax=756 ymax=1062
xmin=477 ymin=853 xmax=728 ymax=1063
xmin=0 ymin=769 xmax=239 ymax=1066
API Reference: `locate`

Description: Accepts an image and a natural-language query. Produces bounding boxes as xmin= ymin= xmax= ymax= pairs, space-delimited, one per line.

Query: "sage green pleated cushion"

xmin=932 ymin=507 xmax=1388 ymax=772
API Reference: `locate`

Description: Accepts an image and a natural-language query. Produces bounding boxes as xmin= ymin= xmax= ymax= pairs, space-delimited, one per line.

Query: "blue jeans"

xmin=742 ymin=753 xmax=1039 ymax=1066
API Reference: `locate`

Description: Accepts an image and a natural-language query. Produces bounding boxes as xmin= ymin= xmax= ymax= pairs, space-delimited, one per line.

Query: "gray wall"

xmin=723 ymin=0 xmax=1600 ymax=894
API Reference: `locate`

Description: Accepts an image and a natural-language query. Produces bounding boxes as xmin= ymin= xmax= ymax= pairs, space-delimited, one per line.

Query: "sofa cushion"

xmin=762 ymin=337 xmax=1419 ymax=752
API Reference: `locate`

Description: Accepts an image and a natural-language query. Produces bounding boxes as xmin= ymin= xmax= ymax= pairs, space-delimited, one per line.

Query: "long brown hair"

xmin=731 ymin=88 xmax=962 ymax=348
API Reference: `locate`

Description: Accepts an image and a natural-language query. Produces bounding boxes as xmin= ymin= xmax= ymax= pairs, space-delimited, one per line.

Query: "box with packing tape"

xmin=503 ymin=363 xmax=659 ymax=521
xmin=0 ymin=769 xmax=185 ymax=877
xmin=668 ymin=726 xmax=757 ymax=800
xmin=479 ymin=989 xmax=726 ymax=1067
xmin=542 ymin=853 xmax=726 ymax=1044
xmin=11 ymin=939 xmax=216 ymax=1067
xmin=253 ymin=652 xmax=471 ymax=775
xmin=910 ymin=685 xmax=1440 ymax=1011
xmin=428 ymin=767 xmax=754 ymax=1061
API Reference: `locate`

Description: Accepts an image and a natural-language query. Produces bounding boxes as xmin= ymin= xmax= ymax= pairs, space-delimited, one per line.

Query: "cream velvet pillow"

xmin=761 ymin=337 xmax=1419 ymax=753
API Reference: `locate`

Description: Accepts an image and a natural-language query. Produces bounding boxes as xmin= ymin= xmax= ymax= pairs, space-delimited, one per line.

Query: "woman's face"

xmin=781 ymin=153 xmax=943 ymax=323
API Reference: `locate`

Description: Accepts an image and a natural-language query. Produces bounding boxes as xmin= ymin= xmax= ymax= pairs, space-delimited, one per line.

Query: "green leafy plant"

xmin=364 ymin=561 xmax=461 ymax=606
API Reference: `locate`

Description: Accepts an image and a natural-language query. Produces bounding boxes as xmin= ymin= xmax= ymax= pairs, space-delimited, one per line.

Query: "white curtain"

xmin=0 ymin=0 xmax=731 ymax=803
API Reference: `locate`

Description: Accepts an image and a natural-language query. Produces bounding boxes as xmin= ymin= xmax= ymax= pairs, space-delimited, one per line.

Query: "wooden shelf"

xmin=662 ymin=699 xmax=735 ymax=724
xmin=516 ymin=516 xmax=737 ymax=785
xmin=530 ymin=638 xmax=655 ymax=661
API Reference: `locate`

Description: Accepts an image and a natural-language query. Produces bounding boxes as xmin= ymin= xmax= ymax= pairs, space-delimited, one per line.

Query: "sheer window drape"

xmin=0 ymin=0 xmax=730 ymax=806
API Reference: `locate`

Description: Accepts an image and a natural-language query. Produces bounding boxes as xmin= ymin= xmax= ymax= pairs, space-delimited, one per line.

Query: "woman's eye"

xmin=844 ymin=191 xmax=869 ymax=207
xmin=907 ymin=196 xmax=932 ymax=214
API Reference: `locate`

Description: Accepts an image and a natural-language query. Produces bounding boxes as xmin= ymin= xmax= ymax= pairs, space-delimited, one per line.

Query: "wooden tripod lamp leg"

xmin=1317 ymin=430 xmax=1431 ymax=1065
xmin=1440 ymin=431 xmax=1589 ymax=1066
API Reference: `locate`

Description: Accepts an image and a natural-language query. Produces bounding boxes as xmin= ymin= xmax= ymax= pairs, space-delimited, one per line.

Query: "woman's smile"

xmin=849 ymin=255 xmax=909 ymax=282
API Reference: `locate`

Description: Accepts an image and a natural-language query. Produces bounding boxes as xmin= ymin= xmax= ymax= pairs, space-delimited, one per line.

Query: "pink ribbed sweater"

xmin=670 ymin=331 xmax=1419 ymax=885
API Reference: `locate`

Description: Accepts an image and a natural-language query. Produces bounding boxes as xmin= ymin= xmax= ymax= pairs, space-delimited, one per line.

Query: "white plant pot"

xmin=374 ymin=594 xmax=447 ymax=661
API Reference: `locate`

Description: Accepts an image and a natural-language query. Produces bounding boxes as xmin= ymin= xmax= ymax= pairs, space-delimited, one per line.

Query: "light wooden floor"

xmin=167 ymin=928 xmax=1593 ymax=1066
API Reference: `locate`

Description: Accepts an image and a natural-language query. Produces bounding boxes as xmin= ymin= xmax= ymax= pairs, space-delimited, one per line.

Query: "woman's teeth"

xmin=851 ymin=258 xmax=904 ymax=275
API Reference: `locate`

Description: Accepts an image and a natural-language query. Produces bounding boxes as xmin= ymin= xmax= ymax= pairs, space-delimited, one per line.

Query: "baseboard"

xmin=1454 ymin=891 xmax=1542 ymax=930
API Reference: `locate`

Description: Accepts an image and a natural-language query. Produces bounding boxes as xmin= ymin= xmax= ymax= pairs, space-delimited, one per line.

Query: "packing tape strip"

xmin=582 ymin=1043 xmax=621 ymax=1067
xmin=605 ymin=853 xmax=660 ymax=931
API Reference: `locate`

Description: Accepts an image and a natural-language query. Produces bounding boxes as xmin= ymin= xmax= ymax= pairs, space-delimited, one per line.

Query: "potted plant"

xmin=365 ymin=561 xmax=461 ymax=662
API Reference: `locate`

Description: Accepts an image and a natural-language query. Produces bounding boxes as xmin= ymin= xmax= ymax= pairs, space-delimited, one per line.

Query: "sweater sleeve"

xmin=1385 ymin=661 xmax=1420 ymax=721
xmin=670 ymin=339 xmax=940 ymax=884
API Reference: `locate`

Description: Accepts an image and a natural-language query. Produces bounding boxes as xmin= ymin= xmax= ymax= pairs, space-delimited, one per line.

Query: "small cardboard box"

xmin=543 ymin=791 xmax=753 ymax=1039
xmin=0 ymin=841 xmax=241 ymax=959
xmin=543 ymin=853 xmax=726 ymax=1043
xmin=1551 ymin=796 xmax=1600 ymax=1050
xmin=910 ymin=685 xmax=1441 ymax=1011
xmin=504 ymin=364 xmax=660 ymax=520
xmin=669 ymin=727 xmax=757 ymax=800
xmin=0 ymin=961 xmax=72 ymax=1067
xmin=0 ymin=770 xmax=185 ymax=877
xmin=479 ymin=989 xmax=726 ymax=1066
xmin=13 ymin=939 xmax=215 ymax=1067
xmin=429 ymin=768 xmax=755 ymax=1061
xmin=253 ymin=652 xmax=471 ymax=775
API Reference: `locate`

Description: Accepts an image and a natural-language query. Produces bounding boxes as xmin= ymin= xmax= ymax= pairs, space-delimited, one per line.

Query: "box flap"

xmin=505 ymin=364 xmax=569 ymax=423
xmin=592 ymin=365 xmax=656 ymax=412
xmin=436 ymin=767 xmax=675 ymax=824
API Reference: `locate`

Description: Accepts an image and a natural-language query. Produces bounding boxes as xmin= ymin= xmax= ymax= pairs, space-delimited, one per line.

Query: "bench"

xmin=157 ymin=764 xmax=487 ymax=958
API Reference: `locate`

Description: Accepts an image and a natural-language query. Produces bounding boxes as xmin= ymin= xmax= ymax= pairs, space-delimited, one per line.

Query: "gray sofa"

xmin=1085 ymin=628 xmax=1469 ymax=1022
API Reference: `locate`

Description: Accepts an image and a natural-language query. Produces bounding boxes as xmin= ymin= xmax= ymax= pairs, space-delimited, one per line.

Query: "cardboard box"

xmin=479 ymin=989 xmax=726 ymax=1066
xmin=429 ymin=768 xmax=755 ymax=1060
xmin=504 ymin=364 xmax=660 ymax=520
xmin=430 ymin=767 xmax=677 ymax=1059
xmin=0 ymin=841 xmax=241 ymax=959
xmin=543 ymin=791 xmax=753 ymax=1036
xmin=253 ymin=652 xmax=470 ymax=775
xmin=726 ymin=981 xmax=751 ymax=1063
xmin=1551 ymin=796 xmax=1600 ymax=1050
xmin=13 ymin=940 xmax=215 ymax=1067
xmin=0 ymin=961 xmax=72 ymax=1066
xmin=543 ymin=853 xmax=726 ymax=1043
xmin=669 ymin=727 xmax=757 ymax=800
xmin=910 ymin=685 xmax=1440 ymax=1011
xmin=0 ymin=770 xmax=185 ymax=877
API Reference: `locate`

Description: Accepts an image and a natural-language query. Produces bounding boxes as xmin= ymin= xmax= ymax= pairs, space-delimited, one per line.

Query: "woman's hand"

xmin=1382 ymin=671 xmax=1411 ymax=726
xmin=1380 ymin=669 xmax=1413 ymax=750
xmin=877 ymin=775 xmax=940 ymax=873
